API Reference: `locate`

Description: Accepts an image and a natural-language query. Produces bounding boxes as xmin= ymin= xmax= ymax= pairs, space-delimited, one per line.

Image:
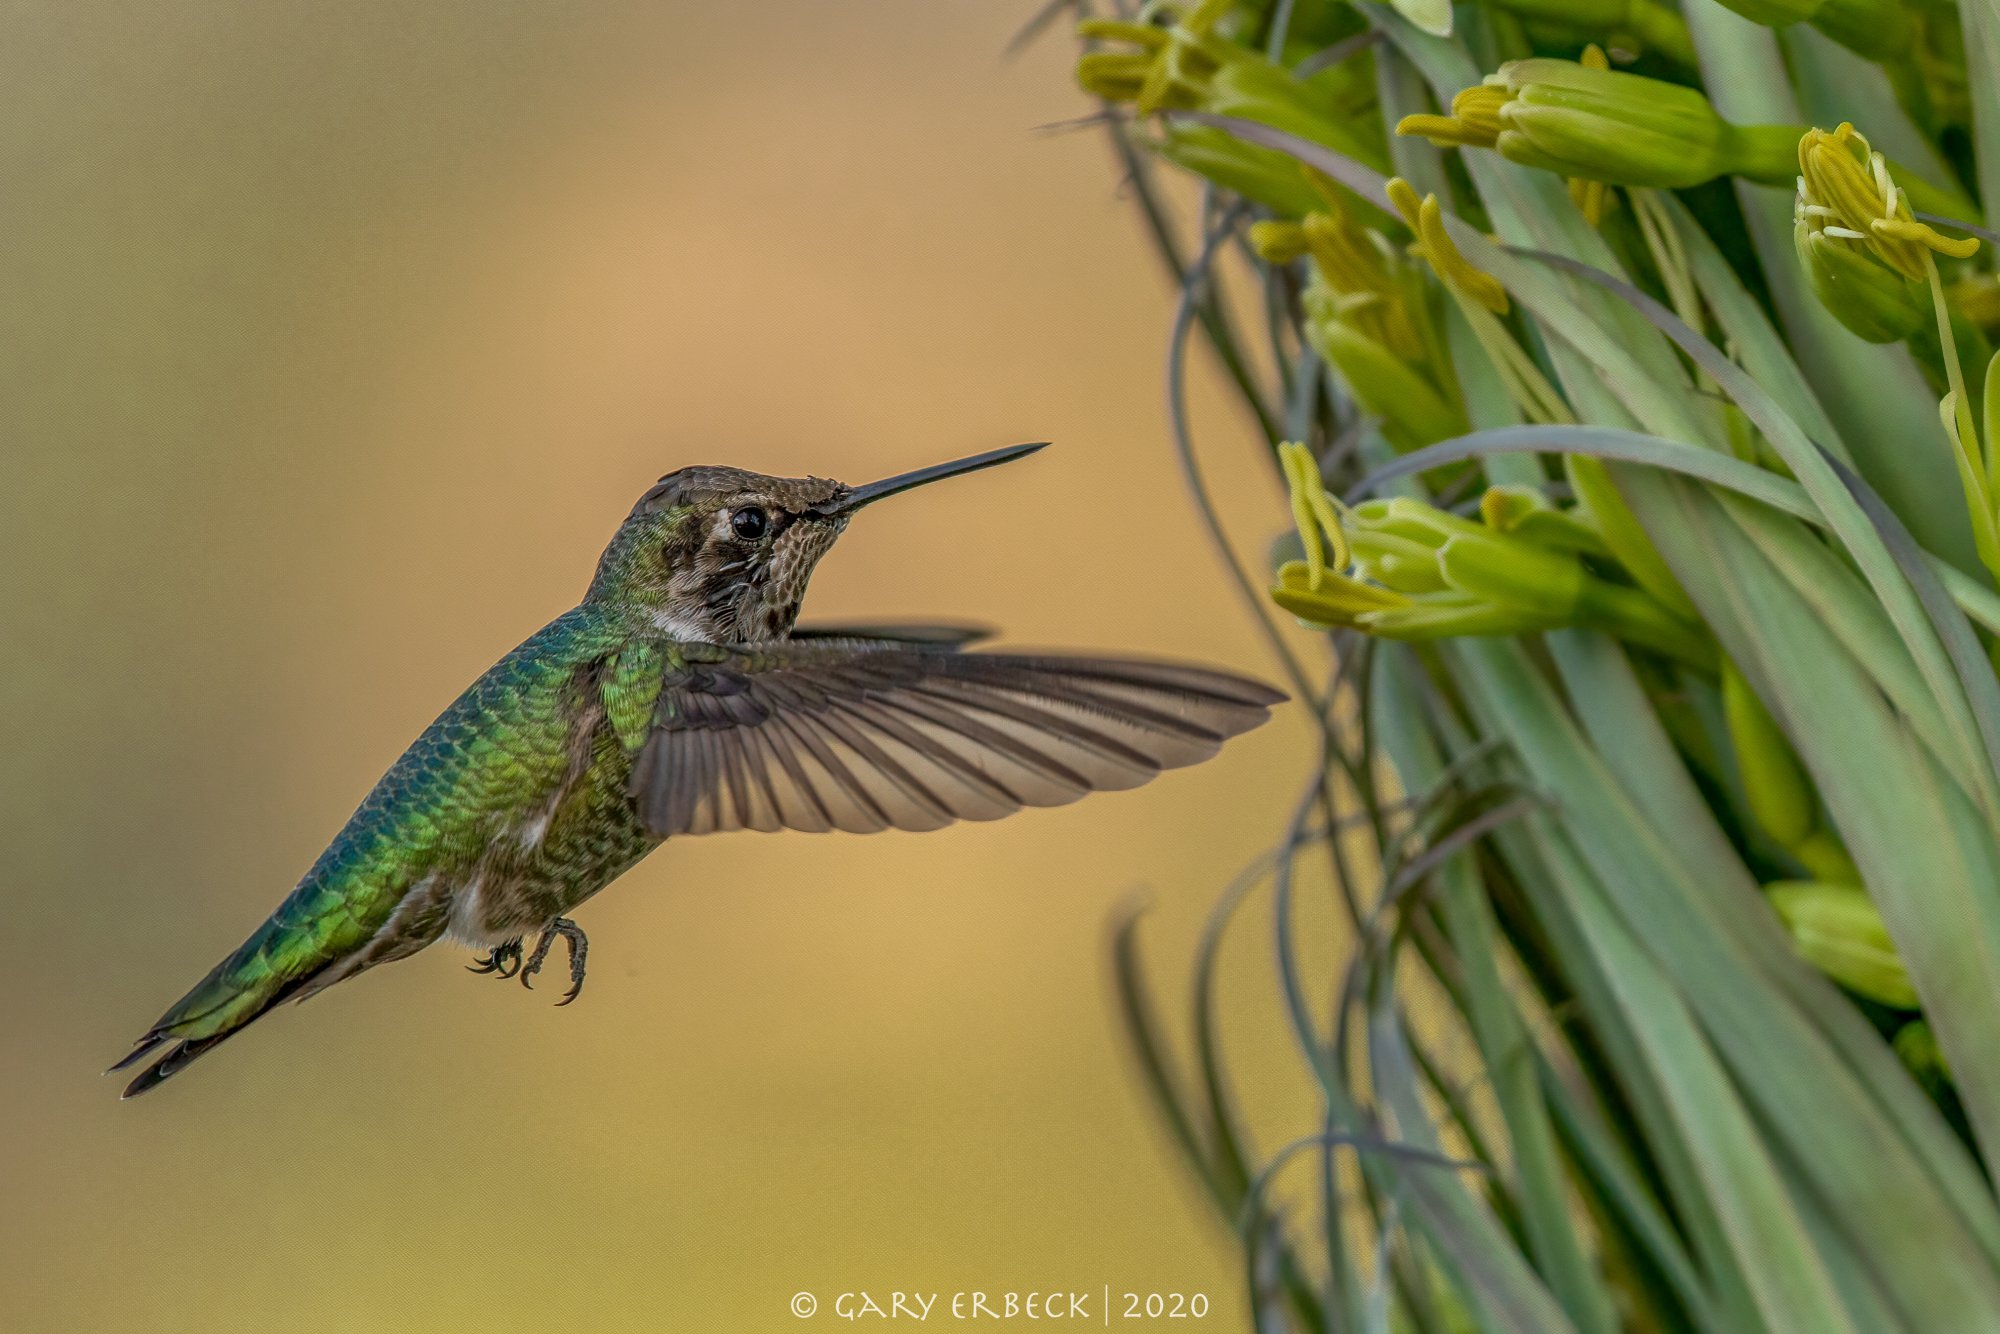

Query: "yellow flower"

xmin=1269 ymin=443 xmax=1413 ymax=628
xmin=1252 ymin=194 xmax=1465 ymax=450
xmin=1076 ymin=3 xmax=1232 ymax=115
xmin=1267 ymin=455 xmax=1711 ymax=661
xmin=1338 ymin=498 xmax=1713 ymax=664
xmin=1796 ymin=123 xmax=1978 ymax=284
xmin=1794 ymin=214 xmax=1929 ymax=343
xmin=1278 ymin=441 xmax=1348 ymax=583
xmin=1074 ymin=1 xmax=1388 ymax=175
xmin=1385 ymin=178 xmax=1508 ymax=314
xmin=1401 ymin=57 xmax=1802 ymax=192
xmin=1250 ymin=188 xmax=1423 ymax=361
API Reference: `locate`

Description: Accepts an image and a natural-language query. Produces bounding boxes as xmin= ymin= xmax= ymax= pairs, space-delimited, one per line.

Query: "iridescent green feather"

xmin=602 ymin=640 xmax=665 ymax=753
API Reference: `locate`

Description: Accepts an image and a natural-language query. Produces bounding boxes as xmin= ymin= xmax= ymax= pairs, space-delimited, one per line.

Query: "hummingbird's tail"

xmin=109 ymin=913 xmax=344 ymax=1098
xmin=109 ymin=1028 xmax=240 ymax=1097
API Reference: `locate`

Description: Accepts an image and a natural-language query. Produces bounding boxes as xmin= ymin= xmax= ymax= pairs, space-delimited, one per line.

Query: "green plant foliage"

xmin=1062 ymin=0 xmax=2000 ymax=1327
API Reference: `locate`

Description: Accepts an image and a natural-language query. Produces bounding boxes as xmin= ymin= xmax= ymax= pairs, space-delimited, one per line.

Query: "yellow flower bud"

xmin=1767 ymin=882 xmax=1919 ymax=1009
xmin=1493 ymin=59 xmax=1797 ymax=189
xmin=1154 ymin=124 xmax=1326 ymax=218
xmin=1302 ymin=293 xmax=1468 ymax=449
xmin=1479 ymin=485 xmax=1613 ymax=556
xmin=1721 ymin=659 xmax=1815 ymax=850
xmin=1336 ymin=497 xmax=1711 ymax=664
xmin=1248 ymin=220 xmax=1310 ymax=266
xmin=1350 ymin=530 xmax=1455 ymax=594
xmin=1435 ymin=532 xmax=1588 ymax=619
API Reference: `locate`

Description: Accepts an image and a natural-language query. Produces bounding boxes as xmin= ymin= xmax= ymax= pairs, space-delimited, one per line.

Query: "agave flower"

xmin=1052 ymin=4 xmax=2000 ymax=1331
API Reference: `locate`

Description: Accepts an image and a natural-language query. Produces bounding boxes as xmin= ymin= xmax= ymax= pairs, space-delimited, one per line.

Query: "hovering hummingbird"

xmin=112 ymin=442 xmax=1282 ymax=1097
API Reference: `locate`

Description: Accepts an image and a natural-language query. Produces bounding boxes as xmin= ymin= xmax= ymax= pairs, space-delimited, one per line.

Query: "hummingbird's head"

xmin=586 ymin=442 xmax=1045 ymax=642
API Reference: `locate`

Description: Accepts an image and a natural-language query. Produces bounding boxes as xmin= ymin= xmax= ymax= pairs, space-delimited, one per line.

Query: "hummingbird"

xmin=112 ymin=442 xmax=1282 ymax=1097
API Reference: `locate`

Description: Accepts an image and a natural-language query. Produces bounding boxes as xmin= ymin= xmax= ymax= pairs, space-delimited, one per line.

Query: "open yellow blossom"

xmin=1270 ymin=443 xmax=1413 ymax=627
xmin=1385 ymin=178 xmax=1508 ymax=314
xmin=1797 ymin=122 xmax=1978 ymax=283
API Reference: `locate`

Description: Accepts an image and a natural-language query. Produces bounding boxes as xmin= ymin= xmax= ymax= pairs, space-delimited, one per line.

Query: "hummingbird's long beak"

xmin=808 ymin=441 xmax=1048 ymax=519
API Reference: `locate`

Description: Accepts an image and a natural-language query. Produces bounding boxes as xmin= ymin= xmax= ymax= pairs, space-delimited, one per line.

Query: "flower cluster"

xmin=1271 ymin=444 xmax=1710 ymax=667
xmin=1075 ymin=0 xmax=1387 ymax=182
xmin=1249 ymin=194 xmax=1467 ymax=451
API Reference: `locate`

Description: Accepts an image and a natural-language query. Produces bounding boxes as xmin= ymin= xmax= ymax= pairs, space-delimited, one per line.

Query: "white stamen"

xmin=1871 ymin=152 xmax=1894 ymax=218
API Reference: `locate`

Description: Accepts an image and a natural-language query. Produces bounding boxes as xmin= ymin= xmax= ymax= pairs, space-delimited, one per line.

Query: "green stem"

xmin=1927 ymin=254 xmax=2000 ymax=583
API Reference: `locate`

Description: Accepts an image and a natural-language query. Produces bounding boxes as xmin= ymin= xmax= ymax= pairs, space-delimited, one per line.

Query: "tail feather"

xmin=106 ymin=1034 xmax=169 ymax=1075
xmin=117 ymin=1033 xmax=236 ymax=1099
xmin=112 ymin=958 xmax=333 ymax=1098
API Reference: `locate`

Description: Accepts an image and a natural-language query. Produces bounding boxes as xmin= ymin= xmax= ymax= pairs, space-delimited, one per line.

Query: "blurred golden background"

xmin=3 ymin=4 xmax=1323 ymax=1329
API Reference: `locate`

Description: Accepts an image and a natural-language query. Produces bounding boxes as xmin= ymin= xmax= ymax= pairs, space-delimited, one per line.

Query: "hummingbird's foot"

xmin=467 ymin=938 xmax=523 ymax=979
xmin=519 ymin=918 xmax=589 ymax=1006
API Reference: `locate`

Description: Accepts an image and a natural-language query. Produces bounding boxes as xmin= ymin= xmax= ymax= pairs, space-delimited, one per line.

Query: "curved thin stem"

xmin=1168 ymin=198 xmax=1326 ymax=714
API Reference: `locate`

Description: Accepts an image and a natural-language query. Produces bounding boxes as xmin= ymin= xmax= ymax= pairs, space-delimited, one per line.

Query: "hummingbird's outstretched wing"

xmin=626 ymin=640 xmax=1284 ymax=837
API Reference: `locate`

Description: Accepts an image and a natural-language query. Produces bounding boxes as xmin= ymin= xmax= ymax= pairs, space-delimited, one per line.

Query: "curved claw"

xmin=518 ymin=931 xmax=555 ymax=991
xmin=468 ymin=940 xmax=523 ymax=979
xmin=523 ymin=918 xmax=588 ymax=1007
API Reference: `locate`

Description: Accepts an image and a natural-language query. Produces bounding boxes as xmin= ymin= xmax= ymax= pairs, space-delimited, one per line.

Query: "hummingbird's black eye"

xmin=730 ymin=507 xmax=769 ymax=541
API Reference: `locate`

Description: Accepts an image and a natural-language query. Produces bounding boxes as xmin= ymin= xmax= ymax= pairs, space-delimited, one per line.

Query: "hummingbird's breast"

xmin=441 ymin=698 xmax=660 ymax=944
